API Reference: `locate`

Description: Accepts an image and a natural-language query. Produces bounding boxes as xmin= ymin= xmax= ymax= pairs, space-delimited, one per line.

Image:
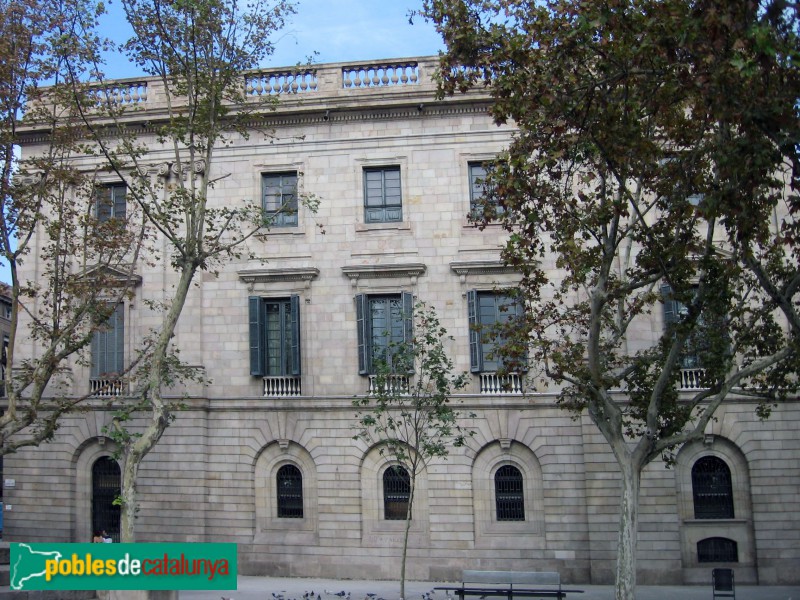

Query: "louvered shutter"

xmin=356 ymin=294 xmax=369 ymax=375
xmin=290 ymin=295 xmax=301 ymax=376
xmin=467 ymin=290 xmax=481 ymax=373
xmin=249 ymin=296 xmax=265 ymax=376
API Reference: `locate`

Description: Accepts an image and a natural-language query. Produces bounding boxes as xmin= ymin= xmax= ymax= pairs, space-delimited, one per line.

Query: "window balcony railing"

xmin=90 ymin=378 xmax=126 ymax=397
xmin=263 ymin=375 xmax=302 ymax=397
xmin=368 ymin=374 xmax=410 ymax=395
xmin=680 ymin=368 xmax=706 ymax=390
xmin=479 ymin=372 xmax=523 ymax=395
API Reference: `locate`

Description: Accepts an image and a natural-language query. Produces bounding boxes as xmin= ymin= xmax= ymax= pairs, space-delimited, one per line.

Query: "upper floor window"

xmin=383 ymin=465 xmax=411 ymax=520
xmin=262 ymin=172 xmax=298 ymax=227
xmin=692 ymin=455 xmax=734 ymax=519
xmin=91 ymin=303 xmax=124 ymax=381
xmin=467 ymin=290 xmax=525 ymax=373
xmin=364 ymin=166 xmax=402 ymax=224
xmin=249 ymin=296 xmax=301 ymax=378
xmin=276 ymin=464 xmax=303 ymax=519
xmin=95 ymin=183 xmax=127 ymax=222
xmin=495 ymin=464 xmax=525 ymax=521
xmin=469 ymin=162 xmax=502 ymax=220
xmin=355 ymin=292 xmax=413 ymax=375
xmin=662 ymin=283 xmax=728 ymax=374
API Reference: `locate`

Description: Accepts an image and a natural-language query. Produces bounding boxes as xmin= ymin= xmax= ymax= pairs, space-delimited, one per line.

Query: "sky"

xmin=99 ymin=0 xmax=446 ymax=78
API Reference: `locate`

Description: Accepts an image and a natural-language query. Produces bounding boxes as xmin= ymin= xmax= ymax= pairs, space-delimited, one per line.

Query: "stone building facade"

xmin=4 ymin=57 xmax=799 ymax=585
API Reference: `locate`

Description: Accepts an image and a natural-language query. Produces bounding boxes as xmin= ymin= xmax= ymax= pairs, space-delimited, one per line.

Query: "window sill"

xmin=355 ymin=222 xmax=411 ymax=233
xmin=260 ymin=227 xmax=306 ymax=236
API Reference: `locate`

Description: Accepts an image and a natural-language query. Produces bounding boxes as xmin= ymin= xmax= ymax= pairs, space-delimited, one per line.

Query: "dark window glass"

xmin=276 ymin=464 xmax=303 ymax=518
xmin=698 ymin=537 xmax=739 ymax=563
xmin=469 ymin=162 xmax=502 ymax=219
xmin=355 ymin=292 xmax=413 ymax=375
xmin=248 ymin=296 xmax=301 ymax=378
xmin=692 ymin=456 xmax=735 ymax=519
xmin=262 ymin=172 xmax=298 ymax=227
xmin=383 ymin=465 xmax=410 ymax=520
xmin=91 ymin=304 xmax=124 ymax=378
xmin=96 ymin=184 xmax=126 ymax=222
xmin=92 ymin=456 xmax=121 ymax=542
xmin=495 ymin=464 xmax=525 ymax=521
xmin=364 ymin=167 xmax=402 ymax=223
xmin=467 ymin=290 xmax=525 ymax=373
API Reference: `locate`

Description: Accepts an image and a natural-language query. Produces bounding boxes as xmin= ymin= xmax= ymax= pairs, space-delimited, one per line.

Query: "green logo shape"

xmin=10 ymin=543 xmax=237 ymax=590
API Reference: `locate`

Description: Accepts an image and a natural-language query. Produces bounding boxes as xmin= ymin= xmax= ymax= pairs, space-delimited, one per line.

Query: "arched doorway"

xmin=91 ymin=456 xmax=121 ymax=542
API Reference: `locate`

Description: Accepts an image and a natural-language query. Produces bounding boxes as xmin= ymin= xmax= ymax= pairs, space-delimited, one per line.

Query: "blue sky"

xmin=99 ymin=0 xmax=445 ymax=78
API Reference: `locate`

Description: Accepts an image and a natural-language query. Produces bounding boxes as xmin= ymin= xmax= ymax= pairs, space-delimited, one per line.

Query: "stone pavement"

xmin=179 ymin=576 xmax=800 ymax=600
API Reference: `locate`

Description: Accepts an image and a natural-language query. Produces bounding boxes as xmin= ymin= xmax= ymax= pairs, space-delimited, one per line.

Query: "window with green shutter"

xmin=355 ymin=292 xmax=413 ymax=375
xmin=249 ymin=296 xmax=301 ymax=377
xmin=91 ymin=303 xmax=124 ymax=382
xmin=467 ymin=290 xmax=525 ymax=373
xmin=363 ymin=166 xmax=402 ymax=223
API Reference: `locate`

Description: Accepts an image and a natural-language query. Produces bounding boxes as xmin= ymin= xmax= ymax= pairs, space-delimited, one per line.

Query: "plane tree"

xmin=0 ymin=0 xmax=143 ymax=456
xmin=421 ymin=1 xmax=800 ymax=598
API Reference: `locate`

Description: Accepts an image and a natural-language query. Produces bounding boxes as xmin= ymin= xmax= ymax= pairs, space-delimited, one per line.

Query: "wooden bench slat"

xmin=434 ymin=570 xmax=584 ymax=600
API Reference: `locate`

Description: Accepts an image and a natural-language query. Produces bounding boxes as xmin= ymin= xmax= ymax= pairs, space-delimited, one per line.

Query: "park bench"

xmin=434 ymin=570 xmax=584 ymax=600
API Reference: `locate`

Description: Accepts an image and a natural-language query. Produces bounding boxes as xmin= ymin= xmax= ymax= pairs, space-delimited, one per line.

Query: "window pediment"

xmin=341 ymin=263 xmax=426 ymax=287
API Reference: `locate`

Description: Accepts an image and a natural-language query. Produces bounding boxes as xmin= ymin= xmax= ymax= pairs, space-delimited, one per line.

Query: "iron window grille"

xmin=698 ymin=537 xmax=739 ymax=563
xmin=276 ymin=464 xmax=304 ymax=518
xmin=495 ymin=464 xmax=525 ymax=521
xmin=383 ymin=465 xmax=411 ymax=520
xmin=692 ymin=456 xmax=735 ymax=519
xmin=92 ymin=456 xmax=121 ymax=543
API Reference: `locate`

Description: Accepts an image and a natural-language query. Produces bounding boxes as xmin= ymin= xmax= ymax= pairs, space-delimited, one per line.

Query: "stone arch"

xmin=358 ymin=442 xmax=430 ymax=548
xmin=472 ymin=439 xmax=545 ymax=549
xmin=675 ymin=437 xmax=756 ymax=583
xmin=253 ymin=440 xmax=318 ymax=544
xmin=73 ymin=436 xmax=121 ymax=543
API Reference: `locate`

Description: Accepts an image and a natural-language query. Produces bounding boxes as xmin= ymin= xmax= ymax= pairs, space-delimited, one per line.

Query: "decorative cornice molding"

xmin=449 ymin=260 xmax=518 ymax=284
xmin=237 ymin=267 xmax=320 ymax=287
xmin=341 ymin=263 xmax=426 ymax=287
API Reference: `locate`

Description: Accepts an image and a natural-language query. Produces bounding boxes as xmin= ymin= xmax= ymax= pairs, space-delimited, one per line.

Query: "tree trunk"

xmin=118 ymin=262 xmax=197 ymax=543
xmin=400 ymin=473 xmax=415 ymax=600
xmin=614 ymin=460 xmax=641 ymax=600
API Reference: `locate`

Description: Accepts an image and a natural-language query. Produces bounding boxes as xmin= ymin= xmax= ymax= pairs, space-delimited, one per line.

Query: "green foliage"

xmin=424 ymin=0 xmax=799 ymax=454
xmin=424 ymin=2 xmax=799 ymax=596
xmin=353 ymin=301 xmax=473 ymax=599
xmin=0 ymin=0 xmax=144 ymax=456
xmin=353 ymin=301 xmax=474 ymax=464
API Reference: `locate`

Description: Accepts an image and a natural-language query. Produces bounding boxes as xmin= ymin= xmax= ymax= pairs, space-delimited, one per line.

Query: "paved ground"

xmin=179 ymin=575 xmax=800 ymax=600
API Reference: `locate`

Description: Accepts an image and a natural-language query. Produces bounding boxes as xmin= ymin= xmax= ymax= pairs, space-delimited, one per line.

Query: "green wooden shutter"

xmin=290 ymin=295 xmax=301 ymax=376
xmin=467 ymin=290 xmax=481 ymax=373
xmin=401 ymin=291 xmax=414 ymax=374
xmin=111 ymin=304 xmax=124 ymax=373
xmin=249 ymin=296 xmax=265 ymax=376
xmin=356 ymin=294 xmax=369 ymax=375
xmin=513 ymin=293 xmax=529 ymax=372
